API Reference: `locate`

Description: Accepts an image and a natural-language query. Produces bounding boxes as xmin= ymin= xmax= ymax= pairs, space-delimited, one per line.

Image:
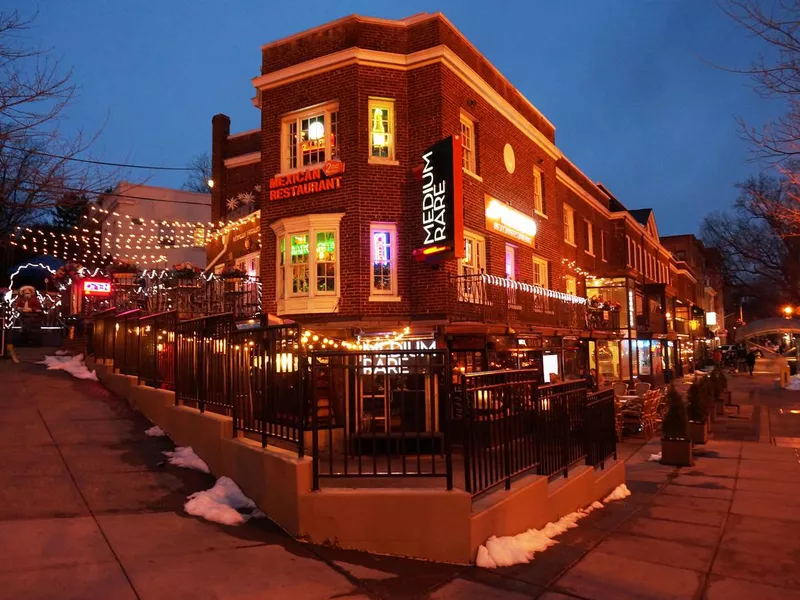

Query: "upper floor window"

xmin=369 ymin=98 xmax=395 ymax=162
xmin=584 ymin=220 xmax=594 ymax=256
xmin=370 ymin=223 xmax=398 ymax=299
xmin=281 ymin=102 xmax=339 ymax=172
xmin=533 ymin=256 xmax=549 ymax=288
xmin=565 ymin=275 xmax=577 ymax=296
xmin=460 ymin=230 xmax=485 ymax=277
xmin=460 ymin=113 xmax=477 ymax=174
xmin=563 ymin=204 xmax=576 ymax=245
xmin=533 ymin=166 xmax=544 ymax=215
xmin=626 ymin=235 xmax=632 ymax=267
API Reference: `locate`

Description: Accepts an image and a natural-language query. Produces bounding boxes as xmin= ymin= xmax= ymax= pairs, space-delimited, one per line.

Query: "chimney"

xmin=211 ymin=114 xmax=231 ymax=222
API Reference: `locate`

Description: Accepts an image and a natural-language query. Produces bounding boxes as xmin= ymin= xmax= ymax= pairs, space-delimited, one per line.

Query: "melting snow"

xmin=184 ymin=476 xmax=265 ymax=526
xmin=787 ymin=375 xmax=800 ymax=391
xmin=37 ymin=354 xmax=98 ymax=381
xmin=603 ymin=484 xmax=632 ymax=502
xmin=145 ymin=425 xmax=167 ymax=437
xmin=54 ymin=349 xmax=69 ymax=356
xmin=648 ymin=452 xmax=663 ymax=462
xmin=163 ymin=446 xmax=210 ymax=473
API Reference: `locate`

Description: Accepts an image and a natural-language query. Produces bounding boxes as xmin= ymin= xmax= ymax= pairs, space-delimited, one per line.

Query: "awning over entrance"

xmin=734 ymin=317 xmax=800 ymax=342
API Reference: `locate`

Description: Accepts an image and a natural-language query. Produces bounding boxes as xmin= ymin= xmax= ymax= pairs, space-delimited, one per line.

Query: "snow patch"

xmin=648 ymin=452 xmax=662 ymax=462
xmin=603 ymin=484 xmax=631 ymax=502
xmin=145 ymin=425 xmax=167 ymax=437
xmin=54 ymin=349 xmax=69 ymax=356
xmin=163 ymin=446 xmax=210 ymax=473
xmin=184 ymin=476 xmax=264 ymax=526
xmin=475 ymin=500 xmax=609 ymax=569
xmin=787 ymin=374 xmax=800 ymax=391
xmin=37 ymin=354 xmax=98 ymax=381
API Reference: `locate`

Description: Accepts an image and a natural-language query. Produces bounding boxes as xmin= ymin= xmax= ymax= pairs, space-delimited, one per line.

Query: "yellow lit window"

xmin=369 ymin=98 xmax=395 ymax=161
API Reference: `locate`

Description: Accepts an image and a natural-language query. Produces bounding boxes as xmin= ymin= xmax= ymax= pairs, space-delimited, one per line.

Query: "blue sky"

xmin=23 ymin=0 xmax=783 ymax=235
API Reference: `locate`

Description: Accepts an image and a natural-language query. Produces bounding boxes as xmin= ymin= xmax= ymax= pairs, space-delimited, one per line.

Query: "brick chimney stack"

xmin=211 ymin=114 xmax=231 ymax=222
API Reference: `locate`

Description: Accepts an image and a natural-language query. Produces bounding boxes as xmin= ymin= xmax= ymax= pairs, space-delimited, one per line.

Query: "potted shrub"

xmin=686 ymin=381 xmax=709 ymax=445
xmin=661 ymin=384 xmax=693 ymax=466
xmin=713 ymin=368 xmax=728 ymax=416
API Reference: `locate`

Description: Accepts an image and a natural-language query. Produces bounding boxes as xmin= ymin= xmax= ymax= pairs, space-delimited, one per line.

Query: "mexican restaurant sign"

xmin=485 ymin=196 xmax=537 ymax=246
xmin=268 ymin=160 xmax=345 ymax=201
xmin=413 ymin=136 xmax=464 ymax=262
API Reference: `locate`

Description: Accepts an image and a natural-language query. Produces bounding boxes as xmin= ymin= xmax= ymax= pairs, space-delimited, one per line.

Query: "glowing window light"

xmin=308 ymin=121 xmax=325 ymax=141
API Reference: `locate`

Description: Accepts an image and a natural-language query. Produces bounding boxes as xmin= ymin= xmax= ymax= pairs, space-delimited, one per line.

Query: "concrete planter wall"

xmin=689 ymin=421 xmax=709 ymax=445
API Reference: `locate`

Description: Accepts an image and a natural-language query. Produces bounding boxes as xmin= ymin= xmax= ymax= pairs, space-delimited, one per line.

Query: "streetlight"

xmin=783 ymin=305 xmax=794 ymax=318
xmin=207 ymin=179 xmax=215 ymax=189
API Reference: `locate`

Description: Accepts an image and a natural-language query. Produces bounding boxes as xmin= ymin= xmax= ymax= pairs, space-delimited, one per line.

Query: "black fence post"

xmin=443 ymin=353 xmax=453 ymax=491
xmin=311 ymin=353 xmax=319 ymax=491
xmin=461 ymin=372 xmax=472 ymax=494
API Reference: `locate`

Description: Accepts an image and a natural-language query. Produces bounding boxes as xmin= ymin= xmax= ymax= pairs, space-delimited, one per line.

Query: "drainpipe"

xmin=204 ymin=232 xmax=230 ymax=275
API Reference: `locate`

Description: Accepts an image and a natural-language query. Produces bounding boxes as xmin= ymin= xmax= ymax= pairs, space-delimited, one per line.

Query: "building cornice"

xmin=252 ymin=46 xmax=561 ymax=160
xmin=556 ymin=168 xmax=611 ymax=218
xmin=224 ymin=152 xmax=261 ymax=168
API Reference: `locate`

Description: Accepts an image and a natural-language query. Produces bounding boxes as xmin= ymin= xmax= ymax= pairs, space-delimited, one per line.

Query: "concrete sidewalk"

xmin=2 ymin=354 xmax=799 ymax=599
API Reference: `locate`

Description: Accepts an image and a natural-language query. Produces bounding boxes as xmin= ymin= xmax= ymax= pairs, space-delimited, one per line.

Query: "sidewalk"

xmin=2 ymin=353 xmax=798 ymax=599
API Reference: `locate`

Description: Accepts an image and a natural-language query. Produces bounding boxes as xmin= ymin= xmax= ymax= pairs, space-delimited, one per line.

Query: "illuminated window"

xmin=584 ymin=219 xmax=594 ymax=256
xmin=565 ymin=275 xmax=577 ymax=296
xmin=271 ymin=213 xmax=343 ymax=314
xmin=368 ymin=98 xmax=395 ymax=161
xmin=370 ymin=223 xmax=398 ymax=298
xmin=533 ymin=256 xmax=549 ymax=288
xmin=563 ymin=204 xmax=575 ymax=245
xmin=533 ymin=166 xmax=544 ymax=214
xmin=460 ymin=230 xmax=485 ymax=277
xmin=281 ymin=102 xmax=339 ymax=171
xmin=460 ymin=113 xmax=476 ymax=174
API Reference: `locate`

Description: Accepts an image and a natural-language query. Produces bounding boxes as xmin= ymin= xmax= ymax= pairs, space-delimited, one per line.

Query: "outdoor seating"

xmin=634 ymin=381 xmax=652 ymax=397
xmin=612 ymin=381 xmax=629 ymax=398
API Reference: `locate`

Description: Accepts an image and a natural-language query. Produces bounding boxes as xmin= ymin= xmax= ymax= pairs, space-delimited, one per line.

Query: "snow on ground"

xmin=184 ymin=476 xmax=265 ymax=526
xmin=145 ymin=425 xmax=167 ymax=437
xmin=787 ymin=375 xmax=800 ymax=391
xmin=603 ymin=484 xmax=631 ymax=502
xmin=54 ymin=349 xmax=69 ymax=356
xmin=162 ymin=446 xmax=210 ymax=473
xmin=37 ymin=354 xmax=98 ymax=381
xmin=648 ymin=452 xmax=663 ymax=462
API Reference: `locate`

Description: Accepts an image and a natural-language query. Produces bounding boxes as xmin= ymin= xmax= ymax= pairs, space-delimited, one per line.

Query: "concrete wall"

xmin=93 ymin=365 xmax=626 ymax=565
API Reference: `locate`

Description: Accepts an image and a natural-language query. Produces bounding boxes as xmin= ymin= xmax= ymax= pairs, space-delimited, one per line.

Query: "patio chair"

xmin=612 ymin=381 xmax=629 ymax=398
xmin=634 ymin=381 xmax=651 ymax=398
xmin=614 ymin=405 xmax=625 ymax=442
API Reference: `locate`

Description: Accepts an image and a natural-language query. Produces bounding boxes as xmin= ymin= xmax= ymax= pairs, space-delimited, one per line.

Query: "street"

xmin=1 ymin=351 xmax=799 ymax=599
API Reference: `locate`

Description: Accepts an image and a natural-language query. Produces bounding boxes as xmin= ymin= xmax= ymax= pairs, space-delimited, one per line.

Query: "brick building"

xmin=207 ymin=12 xmax=723 ymax=389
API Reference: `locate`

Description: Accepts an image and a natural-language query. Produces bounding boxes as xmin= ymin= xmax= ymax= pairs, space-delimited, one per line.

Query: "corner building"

xmin=208 ymin=12 xmax=722 ymax=385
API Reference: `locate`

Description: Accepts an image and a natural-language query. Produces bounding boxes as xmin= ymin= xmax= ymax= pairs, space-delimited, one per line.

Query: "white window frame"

xmin=235 ymin=251 xmax=260 ymax=278
xmin=533 ymin=256 xmax=549 ymax=289
xmin=459 ymin=230 xmax=486 ymax=277
xmin=368 ymin=97 xmax=397 ymax=164
xmin=460 ymin=113 xmax=477 ymax=177
xmin=505 ymin=244 xmax=516 ymax=281
xmin=369 ymin=222 xmax=400 ymax=301
xmin=280 ymin=101 xmax=339 ymax=174
xmin=270 ymin=213 xmax=344 ymax=315
xmin=584 ymin=219 xmax=594 ymax=256
xmin=533 ymin=166 xmax=545 ymax=216
xmin=563 ymin=204 xmax=576 ymax=246
xmin=564 ymin=274 xmax=577 ymax=296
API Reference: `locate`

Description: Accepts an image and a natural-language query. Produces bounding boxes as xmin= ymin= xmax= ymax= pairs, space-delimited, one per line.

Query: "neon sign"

xmin=83 ymin=280 xmax=112 ymax=296
xmin=485 ymin=197 xmax=537 ymax=246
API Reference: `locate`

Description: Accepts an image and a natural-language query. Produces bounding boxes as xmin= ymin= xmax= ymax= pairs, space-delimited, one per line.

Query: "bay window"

xmin=271 ymin=213 xmax=344 ymax=314
xmin=370 ymin=223 xmax=399 ymax=300
xmin=281 ymin=102 xmax=339 ymax=172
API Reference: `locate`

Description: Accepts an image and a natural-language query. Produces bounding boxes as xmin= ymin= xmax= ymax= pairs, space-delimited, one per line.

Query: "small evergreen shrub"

xmin=662 ymin=384 xmax=689 ymax=440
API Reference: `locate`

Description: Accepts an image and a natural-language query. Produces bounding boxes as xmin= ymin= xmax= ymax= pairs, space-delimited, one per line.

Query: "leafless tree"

xmin=182 ymin=152 xmax=212 ymax=193
xmin=702 ymin=171 xmax=800 ymax=313
xmin=0 ymin=10 xmax=115 ymax=275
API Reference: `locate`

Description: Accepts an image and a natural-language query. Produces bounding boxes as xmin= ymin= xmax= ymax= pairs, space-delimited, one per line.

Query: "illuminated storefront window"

xmin=590 ymin=340 xmax=621 ymax=383
xmin=637 ymin=339 xmax=652 ymax=375
xmin=586 ymin=277 xmax=629 ymax=329
xmin=290 ymin=234 xmax=309 ymax=294
xmin=370 ymin=223 xmax=397 ymax=298
xmin=316 ymin=231 xmax=336 ymax=293
xmin=369 ymin=98 xmax=394 ymax=160
xmin=282 ymin=103 xmax=339 ymax=171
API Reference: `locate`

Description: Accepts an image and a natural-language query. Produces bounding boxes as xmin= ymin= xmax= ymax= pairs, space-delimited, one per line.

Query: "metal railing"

xmin=92 ymin=308 xmax=117 ymax=362
xmin=309 ymin=349 xmax=451 ymax=490
xmin=450 ymin=273 xmax=587 ymax=330
xmin=230 ymin=323 xmax=305 ymax=451
xmin=175 ymin=313 xmax=236 ymax=413
xmin=587 ymin=307 xmax=621 ymax=331
xmin=537 ymin=380 xmax=587 ymax=479
xmin=585 ymin=388 xmax=616 ymax=468
xmin=113 ymin=309 xmax=141 ymax=376
xmin=138 ymin=311 xmax=178 ymax=390
xmin=461 ymin=369 xmax=541 ymax=497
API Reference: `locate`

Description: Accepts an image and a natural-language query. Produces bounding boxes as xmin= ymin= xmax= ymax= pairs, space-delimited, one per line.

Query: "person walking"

xmin=745 ymin=350 xmax=757 ymax=377
xmin=713 ymin=348 xmax=723 ymax=367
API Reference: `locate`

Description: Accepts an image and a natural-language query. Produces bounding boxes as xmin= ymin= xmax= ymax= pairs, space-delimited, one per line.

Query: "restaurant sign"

xmin=413 ymin=136 xmax=464 ymax=262
xmin=83 ymin=280 xmax=112 ymax=296
xmin=485 ymin=196 xmax=537 ymax=246
xmin=268 ymin=160 xmax=345 ymax=201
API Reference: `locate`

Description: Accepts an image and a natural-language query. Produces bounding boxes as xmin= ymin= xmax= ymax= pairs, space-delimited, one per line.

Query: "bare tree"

xmin=702 ymin=171 xmax=800 ymax=315
xmin=182 ymin=152 xmax=212 ymax=193
xmin=0 ymin=10 xmax=115 ymax=275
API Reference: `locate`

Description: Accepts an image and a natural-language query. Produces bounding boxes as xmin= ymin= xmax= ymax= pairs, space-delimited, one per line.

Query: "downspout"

xmin=204 ymin=232 xmax=230 ymax=275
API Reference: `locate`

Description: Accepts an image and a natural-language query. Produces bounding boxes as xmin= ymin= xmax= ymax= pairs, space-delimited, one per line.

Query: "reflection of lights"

xmin=790 ymin=409 xmax=800 ymax=415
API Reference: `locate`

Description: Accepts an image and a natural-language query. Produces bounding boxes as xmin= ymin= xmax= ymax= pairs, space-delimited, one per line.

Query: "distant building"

xmin=98 ymin=182 xmax=211 ymax=269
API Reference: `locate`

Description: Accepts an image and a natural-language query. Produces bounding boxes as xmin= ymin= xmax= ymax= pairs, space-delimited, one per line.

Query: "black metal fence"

xmin=585 ymin=388 xmax=617 ymax=468
xmin=138 ymin=311 xmax=177 ymax=389
xmin=230 ymin=323 xmax=305 ymax=452
xmin=114 ymin=309 xmax=141 ymax=376
xmin=175 ymin=313 xmax=236 ymax=413
xmin=537 ymin=380 xmax=587 ymax=479
xmin=309 ymin=349 xmax=451 ymax=490
xmin=92 ymin=308 xmax=117 ymax=362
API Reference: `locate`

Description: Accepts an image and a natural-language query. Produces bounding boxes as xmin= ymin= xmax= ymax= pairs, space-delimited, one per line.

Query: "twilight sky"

xmin=26 ymin=0 xmax=783 ymax=235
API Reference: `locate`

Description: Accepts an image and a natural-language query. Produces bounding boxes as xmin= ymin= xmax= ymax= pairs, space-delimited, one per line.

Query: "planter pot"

xmin=689 ymin=420 xmax=709 ymax=445
xmin=661 ymin=438 xmax=693 ymax=466
xmin=715 ymin=400 xmax=725 ymax=417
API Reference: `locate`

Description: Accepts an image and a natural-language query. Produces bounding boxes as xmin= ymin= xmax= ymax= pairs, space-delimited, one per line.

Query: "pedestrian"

xmin=745 ymin=350 xmax=756 ymax=377
xmin=580 ymin=367 xmax=595 ymax=390
xmin=713 ymin=348 xmax=722 ymax=366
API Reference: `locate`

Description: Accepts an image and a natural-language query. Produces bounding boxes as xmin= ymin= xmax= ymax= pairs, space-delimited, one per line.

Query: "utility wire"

xmin=0 ymin=181 xmax=214 ymax=207
xmin=2 ymin=144 xmax=195 ymax=171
